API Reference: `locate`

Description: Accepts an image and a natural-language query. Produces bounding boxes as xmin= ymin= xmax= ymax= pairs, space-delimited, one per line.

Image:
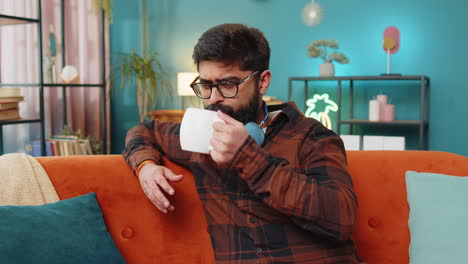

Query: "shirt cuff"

xmin=135 ymin=160 xmax=157 ymax=177
xmin=126 ymin=147 xmax=162 ymax=172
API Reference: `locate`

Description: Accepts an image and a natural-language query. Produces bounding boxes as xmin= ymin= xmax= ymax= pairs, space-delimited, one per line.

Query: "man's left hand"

xmin=210 ymin=111 xmax=249 ymax=166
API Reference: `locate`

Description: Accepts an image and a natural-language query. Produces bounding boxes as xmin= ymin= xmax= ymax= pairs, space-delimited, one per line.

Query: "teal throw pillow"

xmin=0 ymin=193 xmax=126 ymax=264
xmin=406 ymin=171 xmax=468 ymax=264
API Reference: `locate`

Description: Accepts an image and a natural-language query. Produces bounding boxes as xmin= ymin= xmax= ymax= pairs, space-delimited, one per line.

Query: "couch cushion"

xmin=406 ymin=171 xmax=468 ymax=264
xmin=0 ymin=193 xmax=126 ymax=264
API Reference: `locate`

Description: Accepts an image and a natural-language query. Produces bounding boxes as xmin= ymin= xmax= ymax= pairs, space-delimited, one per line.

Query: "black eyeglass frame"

xmin=189 ymin=71 xmax=260 ymax=99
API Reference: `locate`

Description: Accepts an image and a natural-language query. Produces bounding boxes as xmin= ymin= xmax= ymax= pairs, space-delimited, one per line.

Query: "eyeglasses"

xmin=190 ymin=71 xmax=259 ymax=99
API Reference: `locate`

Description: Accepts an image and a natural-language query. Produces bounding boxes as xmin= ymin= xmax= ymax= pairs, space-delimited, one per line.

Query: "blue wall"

xmin=110 ymin=0 xmax=468 ymax=156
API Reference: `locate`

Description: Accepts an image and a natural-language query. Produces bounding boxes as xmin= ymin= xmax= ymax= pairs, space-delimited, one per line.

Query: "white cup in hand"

xmin=180 ymin=108 xmax=225 ymax=154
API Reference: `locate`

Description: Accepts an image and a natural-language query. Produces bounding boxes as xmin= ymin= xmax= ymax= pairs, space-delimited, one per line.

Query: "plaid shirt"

xmin=123 ymin=102 xmax=361 ymax=264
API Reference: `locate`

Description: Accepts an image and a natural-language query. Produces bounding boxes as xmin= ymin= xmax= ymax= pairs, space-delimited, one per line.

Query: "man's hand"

xmin=210 ymin=111 xmax=249 ymax=166
xmin=138 ymin=163 xmax=184 ymax=213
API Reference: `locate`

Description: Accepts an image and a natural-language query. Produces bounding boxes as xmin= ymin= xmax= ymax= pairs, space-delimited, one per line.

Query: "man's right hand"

xmin=138 ymin=163 xmax=184 ymax=214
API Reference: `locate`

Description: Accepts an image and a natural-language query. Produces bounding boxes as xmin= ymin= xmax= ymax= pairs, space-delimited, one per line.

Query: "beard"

xmin=205 ymin=88 xmax=261 ymax=124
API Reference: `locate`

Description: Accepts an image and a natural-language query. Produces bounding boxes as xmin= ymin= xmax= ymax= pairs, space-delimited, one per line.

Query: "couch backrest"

xmin=38 ymin=151 xmax=468 ymax=264
xmin=347 ymin=151 xmax=468 ymax=263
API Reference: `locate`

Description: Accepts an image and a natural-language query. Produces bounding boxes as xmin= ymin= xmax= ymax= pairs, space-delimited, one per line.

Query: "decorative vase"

xmin=43 ymin=55 xmax=56 ymax=83
xmin=319 ymin=62 xmax=335 ymax=77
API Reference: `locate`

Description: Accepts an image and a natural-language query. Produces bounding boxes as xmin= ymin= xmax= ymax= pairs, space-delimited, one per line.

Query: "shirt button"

xmin=256 ymin=248 xmax=263 ymax=254
xmin=249 ymin=217 xmax=255 ymax=223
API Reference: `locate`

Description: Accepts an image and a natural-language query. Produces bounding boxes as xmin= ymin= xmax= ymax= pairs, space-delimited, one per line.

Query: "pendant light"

xmin=301 ymin=0 xmax=324 ymax=27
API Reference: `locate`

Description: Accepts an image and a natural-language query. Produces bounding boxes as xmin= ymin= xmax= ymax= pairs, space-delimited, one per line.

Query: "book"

xmin=0 ymin=106 xmax=18 ymax=112
xmin=51 ymin=135 xmax=82 ymax=155
xmin=57 ymin=140 xmax=66 ymax=156
xmin=79 ymin=139 xmax=93 ymax=155
xmin=27 ymin=140 xmax=53 ymax=156
xmin=0 ymin=87 xmax=21 ymax=97
xmin=46 ymin=139 xmax=57 ymax=156
xmin=265 ymin=100 xmax=284 ymax=106
xmin=50 ymin=140 xmax=60 ymax=156
xmin=263 ymin=95 xmax=284 ymax=106
xmin=27 ymin=141 xmax=40 ymax=157
xmin=41 ymin=136 xmax=93 ymax=156
xmin=52 ymin=139 xmax=73 ymax=156
xmin=0 ymin=102 xmax=19 ymax=110
xmin=0 ymin=96 xmax=24 ymax=103
xmin=0 ymin=108 xmax=19 ymax=120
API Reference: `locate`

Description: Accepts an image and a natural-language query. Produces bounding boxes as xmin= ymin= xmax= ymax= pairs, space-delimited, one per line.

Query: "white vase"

xmin=319 ymin=62 xmax=335 ymax=77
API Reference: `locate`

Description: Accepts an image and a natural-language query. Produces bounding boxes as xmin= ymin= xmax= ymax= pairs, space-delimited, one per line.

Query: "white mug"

xmin=180 ymin=108 xmax=224 ymax=154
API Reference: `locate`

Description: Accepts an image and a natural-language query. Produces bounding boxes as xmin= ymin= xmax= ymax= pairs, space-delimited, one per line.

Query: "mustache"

xmin=204 ymin=90 xmax=261 ymax=124
xmin=205 ymin=103 xmax=235 ymax=117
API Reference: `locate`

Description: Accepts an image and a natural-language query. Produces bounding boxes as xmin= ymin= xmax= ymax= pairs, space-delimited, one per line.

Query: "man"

xmin=123 ymin=23 xmax=361 ymax=263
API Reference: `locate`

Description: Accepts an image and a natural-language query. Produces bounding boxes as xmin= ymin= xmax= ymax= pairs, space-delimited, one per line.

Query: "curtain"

xmin=0 ymin=0 xmax=110 ymax=154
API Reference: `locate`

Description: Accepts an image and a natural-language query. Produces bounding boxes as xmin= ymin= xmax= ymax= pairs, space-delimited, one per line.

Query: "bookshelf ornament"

xmin=304 ymin=93 xmax=338 ymax=130
xmin=382 ymin=26 xmax=401 ymax=75
xmin=307 ymin=39 xmax=349 ymax=77
xmin=43 ymin=24 xmax=57 ymax=83
xmin=60 ymin=65 xmax=79 ymax=84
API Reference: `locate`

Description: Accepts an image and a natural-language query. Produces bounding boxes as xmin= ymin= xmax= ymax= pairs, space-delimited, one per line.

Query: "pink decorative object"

xmin=383 ymin=26 xmax=400 ymax=54
xmin=376 ymin=94 xmax=388 ymax=105
xmin=382 ymin=104 xmax=395 ymax=122
xmin=376 ymin=94 xmax=388 ymax=119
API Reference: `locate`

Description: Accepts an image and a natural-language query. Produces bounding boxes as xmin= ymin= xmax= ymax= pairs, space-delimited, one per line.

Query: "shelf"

xmin=0 ymin=118 xmax=41 ymax=125
xmin=340 ymin=119 xmax=426 ymax=126
xmin=289 ymin=75 xmax=429 ymax=81
xmin=288 ymin=75 xmax=430 ymax=150
xmin=0 ymin=83 xmax=39 ymax=87
xmin=0 ymin=83 xmax=105 ymax=87
xmin=44 ymin=83 xmax=105 ymax=87
xmin=0 ymin=14 xmax=39 ymax=26
xmin=0 ymin=4 xmax=108 ymax=155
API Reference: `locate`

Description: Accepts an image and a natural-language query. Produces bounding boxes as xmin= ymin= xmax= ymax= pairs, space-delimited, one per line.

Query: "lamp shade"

xmin=177 ymin=72 xmax=198 ymax=96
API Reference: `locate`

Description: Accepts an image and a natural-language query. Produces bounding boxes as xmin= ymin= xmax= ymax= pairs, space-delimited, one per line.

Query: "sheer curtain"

xmin=0 ymin=0 xmax=110 ymax=154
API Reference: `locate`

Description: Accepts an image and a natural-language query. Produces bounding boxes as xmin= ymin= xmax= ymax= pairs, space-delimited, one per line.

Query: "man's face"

xmin=198 ymin=61 xmax=261 ymax=124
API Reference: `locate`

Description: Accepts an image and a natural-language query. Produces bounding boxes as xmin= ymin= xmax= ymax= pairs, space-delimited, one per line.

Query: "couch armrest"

xmin=37 ymin=155 xmax=215 ymax=264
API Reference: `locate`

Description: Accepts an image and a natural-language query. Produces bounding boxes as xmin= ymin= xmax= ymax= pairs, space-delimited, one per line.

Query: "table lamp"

xmin=177 ymin=72 xmax=198 ymax=109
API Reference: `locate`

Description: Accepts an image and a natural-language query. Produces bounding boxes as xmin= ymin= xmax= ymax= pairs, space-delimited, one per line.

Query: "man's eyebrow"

xmin=199 ymin=76 xmax=240 ymax=83
xmin=198 ymin=77 xmax=212 ymax=83
xmin=217 ymin=76 xmax=239 ymax=82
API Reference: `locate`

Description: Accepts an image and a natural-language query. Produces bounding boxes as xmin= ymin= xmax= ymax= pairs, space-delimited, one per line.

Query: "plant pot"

xmin=319 ymin=62 xmax=335 ymax=77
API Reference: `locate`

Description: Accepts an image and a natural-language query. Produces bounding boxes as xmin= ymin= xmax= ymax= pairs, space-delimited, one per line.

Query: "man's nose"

xmin=208 ymin=87 xmax=224 ymax=104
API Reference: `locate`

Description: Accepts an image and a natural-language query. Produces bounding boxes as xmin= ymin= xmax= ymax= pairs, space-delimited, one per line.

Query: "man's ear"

xmin=258 ymin=70 xmax=272 ymax=95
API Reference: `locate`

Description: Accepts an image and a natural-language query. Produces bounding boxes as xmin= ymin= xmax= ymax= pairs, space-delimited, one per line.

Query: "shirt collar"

xmin=259 ymin=101 xmax=270 ymax=127
xmin=266 ymin=101 xmax=303 ymax=123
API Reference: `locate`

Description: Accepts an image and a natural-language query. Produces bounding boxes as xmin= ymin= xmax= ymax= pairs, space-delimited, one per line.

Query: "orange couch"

xmin=36 ymin=151 xmax=468 ymax=264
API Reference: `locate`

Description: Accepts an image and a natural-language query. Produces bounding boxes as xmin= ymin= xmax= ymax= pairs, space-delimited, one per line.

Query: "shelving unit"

xmin=0 ymin=1 xmax=45 ymax=155
xmin=0 ymin=0 xmax=107 ymax=155
xmin=288 ymin=75 xmax=430 ymax=150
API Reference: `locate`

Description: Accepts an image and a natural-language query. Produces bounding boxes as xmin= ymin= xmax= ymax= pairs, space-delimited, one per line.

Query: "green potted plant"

xmin=113 ymin=0 xmax=175 ymax=122
xmin=307 ymin=39 xmax=349 ymax=77
xmin=117 ymin=51 xmax=172 ymax=122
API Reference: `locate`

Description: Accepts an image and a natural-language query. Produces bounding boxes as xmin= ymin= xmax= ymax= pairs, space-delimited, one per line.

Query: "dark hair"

xmin=192 ymin=24 xmax=270 ymax=73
